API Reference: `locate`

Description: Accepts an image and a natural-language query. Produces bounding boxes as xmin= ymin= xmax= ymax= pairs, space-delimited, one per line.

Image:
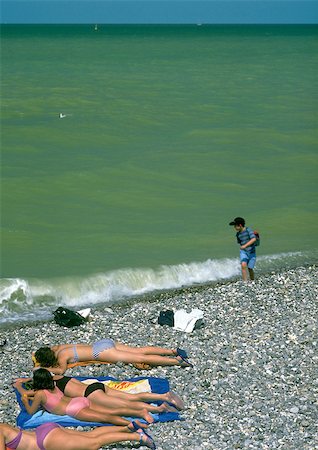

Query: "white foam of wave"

xmin=0 ymin=278 xmax=29 ymax=300
xmin=0 ymin=257 xmax=239 ymax=312
xmin=0 ymin=251 xmax=311 ymax=322
xmin=42 ymin=256 xmax=240 ymax=307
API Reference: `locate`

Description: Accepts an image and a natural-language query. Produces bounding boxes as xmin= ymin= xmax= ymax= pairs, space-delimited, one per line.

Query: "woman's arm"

xmin=13 ymin=379 xmax=35 ymax=397
xmin=33 ymin=350 xmax=69 ymax=374
xmin=0 ymin=427 xmax=6 ymax=450
xmin=22 ymin=391 xmax=43 ymax=415
xmin=38 ymin=352 xmax=68 ymax=374
xmin=35 ymin=364 xmax=66 ymax=375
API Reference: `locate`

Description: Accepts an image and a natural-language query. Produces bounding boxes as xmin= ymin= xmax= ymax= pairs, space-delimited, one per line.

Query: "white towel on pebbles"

xmin=173 ymin=308 xmax=204 ymax=333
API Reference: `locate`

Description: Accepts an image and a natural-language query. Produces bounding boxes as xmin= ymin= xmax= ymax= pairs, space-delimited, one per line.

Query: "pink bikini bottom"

xmin=66 ymin=397 xmax=90 ymax=416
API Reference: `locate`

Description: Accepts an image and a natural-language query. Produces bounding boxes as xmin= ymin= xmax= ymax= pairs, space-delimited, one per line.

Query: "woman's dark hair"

xmin=34 ymin=347 xmax=59 ymax=367
xmin=33 ymin=368 xmax=55 ymax=391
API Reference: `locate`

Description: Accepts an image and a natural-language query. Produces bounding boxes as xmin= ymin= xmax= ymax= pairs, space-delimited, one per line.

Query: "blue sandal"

xmin=128 ymin=421 xmax=149 ymax=431
xmin=178 ymin=355 xmax=193 ymax=368
xmin=128 ymin=421 xmax=140 ymax=432
xmin=137 ymin=429 xmax=156 ymax=450
xmin=176 ymin=348 xmax=188 ymax=359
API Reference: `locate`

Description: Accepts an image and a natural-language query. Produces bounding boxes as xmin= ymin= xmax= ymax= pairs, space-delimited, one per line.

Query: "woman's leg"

xmin=99 ymin=348 xmax=186 ymax=367
xmin=86 ymin=423 xmax=147 ymax=436
xmin=90 ymin=390 xmax=161 ymax=415
xmin=115 ymin=342 xmax=176 ymax=355
xmin=75 ymin=407 xmax=131 ymax=426
xmin=45 ymin=428 xmax=143 ymax=450
xmin=106 ymin=388 xmax=185 ymax=409
xmin=91 ymin=401 xmax=155 ymax=423
xmin=77 ymin=403 xmax=163 ymax=426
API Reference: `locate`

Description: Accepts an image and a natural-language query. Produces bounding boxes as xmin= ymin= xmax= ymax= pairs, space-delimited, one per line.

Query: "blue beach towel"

xmin=15 ymin=376 xmax=183 ymax=429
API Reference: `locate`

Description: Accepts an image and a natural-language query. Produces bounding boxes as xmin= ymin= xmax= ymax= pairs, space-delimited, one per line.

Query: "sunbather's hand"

xmin=13 ymin=377 xmax=29 ymax=383
xmin=12 ymin=379 xmax=23 ymax=388
xmin=21 ymin=394 xmax=30 ymax=405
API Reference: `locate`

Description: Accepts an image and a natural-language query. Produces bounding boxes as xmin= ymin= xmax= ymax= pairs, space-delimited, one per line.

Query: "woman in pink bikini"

xmin=1 ymin=420 xmax=156 ymax=450
xmin=14 ymin=373 xmax=184 ymax=413
xmin=33 ymin=340 xmax=192 ymax=374
xmin=14 ymin=368 xmax=159 ymax=426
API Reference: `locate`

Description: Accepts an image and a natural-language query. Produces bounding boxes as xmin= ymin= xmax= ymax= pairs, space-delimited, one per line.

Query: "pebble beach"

xmin=0 ymin=265 xmax=317 ymax=450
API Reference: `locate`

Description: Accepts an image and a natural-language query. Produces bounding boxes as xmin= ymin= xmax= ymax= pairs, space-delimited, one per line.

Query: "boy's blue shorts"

xmin=240 ymin=250 xmax=256 ymax=269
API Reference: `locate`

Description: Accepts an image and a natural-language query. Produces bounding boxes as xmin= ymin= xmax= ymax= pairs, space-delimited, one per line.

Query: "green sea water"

xmin=1 ymin=25 xmax=317 ymax=291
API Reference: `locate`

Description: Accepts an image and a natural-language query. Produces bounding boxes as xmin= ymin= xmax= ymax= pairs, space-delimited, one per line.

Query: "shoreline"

xmin=1 ymin=260 xmax=316 ymax=332
xmin=0 ymin=264 xmax=317 ymax=449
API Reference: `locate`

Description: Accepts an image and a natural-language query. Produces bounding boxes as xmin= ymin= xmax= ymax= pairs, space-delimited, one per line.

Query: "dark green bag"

xmin=53 ymin=307 xmax=87 ymax=328
xmin=253 ymin=230 xmax=260 ymax=246
xmin=158 ymin=310 xmax=174 ymax=327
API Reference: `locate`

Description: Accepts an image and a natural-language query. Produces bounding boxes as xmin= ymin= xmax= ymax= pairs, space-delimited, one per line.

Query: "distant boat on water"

xmin=94 ymin=24 xmax=98 ymax=31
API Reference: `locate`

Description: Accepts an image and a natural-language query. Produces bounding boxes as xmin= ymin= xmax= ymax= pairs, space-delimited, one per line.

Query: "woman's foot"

xmin=142 ymin=409 xmax=155 ymax=424
xmin=177 ymin=356 xmax=193 ymax=368
xmin=158 ymin=402 xmax=179 ymax=413
xmin=128 ymin=420 xmax=149 ymax=431
xmin=166 ymin=391 xmax=185 ymax=410
xmin=137 ymin=429 xmax=156 ymax=450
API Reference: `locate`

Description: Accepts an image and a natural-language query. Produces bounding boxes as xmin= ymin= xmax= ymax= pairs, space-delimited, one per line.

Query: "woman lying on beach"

xmin=15 ymin=373 xmax=184 ymax=412
xmin=33 ymin=340 xmax=192 ymax=374
xmin=0 ymin=421 xmax=156 ymax=450
xmin=14 ymin=369 xmax=162 ymax=426
xmin=14 ymin=372 xmax=181 ymax=423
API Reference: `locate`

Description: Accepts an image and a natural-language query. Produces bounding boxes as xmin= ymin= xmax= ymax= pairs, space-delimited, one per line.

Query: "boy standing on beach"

xmin=229 ymin=217 xmax=257 ymax=281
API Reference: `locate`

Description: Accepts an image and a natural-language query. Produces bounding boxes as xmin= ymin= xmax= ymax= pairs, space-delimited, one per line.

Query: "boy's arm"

xmin=241 ymin=238 xmax=256 ymax=250
xmin=240 ymin=228 xmax=256 ymax=249
xmin=240 ymin=237 xmax=256 ymax=249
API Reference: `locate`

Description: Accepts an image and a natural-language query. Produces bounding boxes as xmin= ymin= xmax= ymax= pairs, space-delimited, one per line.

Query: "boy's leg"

xmin=248 ymin=268 xmax=255 ymax=280
xmin=241 ymin=262 xmax=248 ymax=281
xmin=239 ymin=250 xmax=249 ymax=281
xmin=247 ymin=253 xmax=256 ymax=280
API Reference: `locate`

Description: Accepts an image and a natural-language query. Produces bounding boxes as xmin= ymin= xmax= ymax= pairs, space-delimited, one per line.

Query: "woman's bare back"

xmin=55 ymin=344 xmax=94 ymax=363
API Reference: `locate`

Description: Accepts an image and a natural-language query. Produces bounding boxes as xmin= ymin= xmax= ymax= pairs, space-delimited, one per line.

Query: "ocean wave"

xmin=0 ymin=251 xmax=315 ymax=325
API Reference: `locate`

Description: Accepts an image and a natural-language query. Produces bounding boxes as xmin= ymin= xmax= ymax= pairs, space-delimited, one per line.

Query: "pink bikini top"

xmin=43 ymin=387 xmax=64 ymax=412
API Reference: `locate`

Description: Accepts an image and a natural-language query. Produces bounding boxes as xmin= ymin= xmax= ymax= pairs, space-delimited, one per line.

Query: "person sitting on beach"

xmin=14 ymin=368 xmax=157 ymax=426
xmin=15 ymin=373 xmax=184 ymax=412
xmin=0 ymin=421 xmax=156 ymax=450
xmin=33 ymin=340 xmax=192 ymax=374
